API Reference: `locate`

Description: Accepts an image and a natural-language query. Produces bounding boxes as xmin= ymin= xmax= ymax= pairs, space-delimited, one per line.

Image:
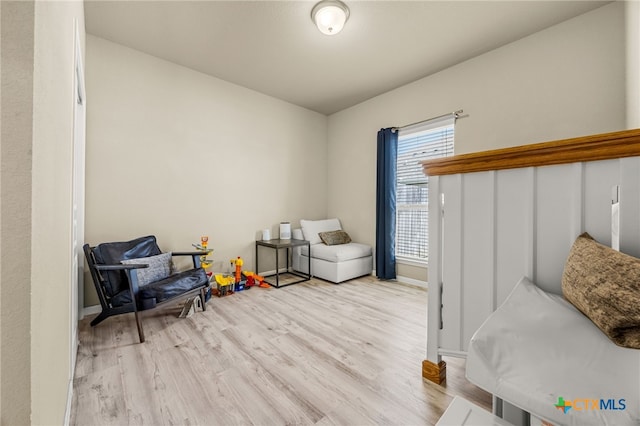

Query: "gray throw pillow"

xmin=319 ymin=230 xmax=352 ymax=246
xmin=122 ymin=252 xmax=172 ymax=287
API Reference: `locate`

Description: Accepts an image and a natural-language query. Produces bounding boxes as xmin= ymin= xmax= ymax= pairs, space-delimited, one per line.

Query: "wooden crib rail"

xmin=422 ymin=128 xmax=640 ymax=177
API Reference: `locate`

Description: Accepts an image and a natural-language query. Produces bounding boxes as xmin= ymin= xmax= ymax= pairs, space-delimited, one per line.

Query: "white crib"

xmin=422 ymin=129 xmax=640 ymax=425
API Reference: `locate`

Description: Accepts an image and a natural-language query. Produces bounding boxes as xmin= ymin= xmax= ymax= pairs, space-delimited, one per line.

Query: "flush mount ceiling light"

xmin=311 ymin=0 xmax=350 ymax=35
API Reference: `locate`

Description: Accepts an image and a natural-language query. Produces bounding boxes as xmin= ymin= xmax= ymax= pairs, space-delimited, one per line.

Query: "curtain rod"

xmin=392 ymin=109 xmax=464 ymax=132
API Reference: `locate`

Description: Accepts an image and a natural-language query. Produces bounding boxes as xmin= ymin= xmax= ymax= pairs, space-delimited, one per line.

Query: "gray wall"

xmin=1 ymin=2 xmax=34 ymax=423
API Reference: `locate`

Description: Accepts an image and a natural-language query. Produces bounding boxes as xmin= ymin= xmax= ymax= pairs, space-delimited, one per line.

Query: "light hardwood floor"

xmin=71 ymin=276 xmax=490 ymax=425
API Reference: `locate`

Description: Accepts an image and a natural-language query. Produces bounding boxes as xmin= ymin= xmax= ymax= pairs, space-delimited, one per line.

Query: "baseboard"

xmin=371 ymin=269 xmax=428 ymax=289
xmin=82 ymin=304 xmax=101 ymax=317
xmin=262 ymin=267 xmax=291 ymax=275
xmin=64 ymin=327 xmax=80 ymax=425
xmin=396 ymin=275 xmax=428 ymax=289
xmin=64 ymin=366 xmax=74 ymax=426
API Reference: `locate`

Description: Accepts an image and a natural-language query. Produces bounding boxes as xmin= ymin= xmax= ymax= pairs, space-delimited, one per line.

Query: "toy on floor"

xmin=191 ymin=235 xmax=213 ymax=302
xmin=192 ymin=236 xmax=214 ymax=275
xmin=230 ymin=257 xmax=247 ymax=291
xmin=231 ymin=256 xmax=243 ymax=282
xmin=243 ymin=271 xmax=269 ymax=288
xmin=192 ymin=236 xmax=214 ymax=301
xmin=214 ymin=274 xmax=235 ymax=297
xmin=178 ymin=294 xmax=204 ymax=318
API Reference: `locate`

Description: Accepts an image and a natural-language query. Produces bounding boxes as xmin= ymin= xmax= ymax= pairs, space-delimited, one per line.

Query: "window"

xmin=396 ymin=116 xmax=454 ymax=263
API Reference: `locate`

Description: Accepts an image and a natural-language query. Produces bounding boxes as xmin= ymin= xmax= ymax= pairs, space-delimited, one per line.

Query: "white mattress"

xmin=466 ymin=276 xmax=640 ymax=426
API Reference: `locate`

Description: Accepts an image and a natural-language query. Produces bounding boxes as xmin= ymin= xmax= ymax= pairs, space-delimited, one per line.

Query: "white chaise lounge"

xmin=292 ymin=218 xmax=373 ymax=283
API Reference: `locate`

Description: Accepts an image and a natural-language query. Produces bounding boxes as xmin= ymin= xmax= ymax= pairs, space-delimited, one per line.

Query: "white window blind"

xmin=396 ymin=116 xmax=454 ymax=262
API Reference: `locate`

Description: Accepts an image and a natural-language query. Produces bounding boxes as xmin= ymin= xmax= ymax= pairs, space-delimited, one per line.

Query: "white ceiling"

xmin=84 ymin=0 xmax=610 ymax=115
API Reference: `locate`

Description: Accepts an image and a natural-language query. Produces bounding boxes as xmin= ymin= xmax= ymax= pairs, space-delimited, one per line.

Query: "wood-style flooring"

xmin=71 ymin=275 xmax=490 ymax=425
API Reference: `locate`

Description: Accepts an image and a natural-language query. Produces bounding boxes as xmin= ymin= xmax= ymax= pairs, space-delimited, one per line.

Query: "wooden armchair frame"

xmin=84 ymin=237 xmax=210 ymax=343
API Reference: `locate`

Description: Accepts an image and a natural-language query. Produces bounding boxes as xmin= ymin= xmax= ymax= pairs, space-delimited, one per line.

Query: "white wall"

xmin=327 ymin=2 xmax=625 ymax=282
xmin=1 ymin=0 xmax=85 ymax=424
xmin=628 ymin=0 xmax=640 ymax=128
xmin=32 ymin=1 xmax=85 ymax=423
xmin=85 ymin=35 xmax=328 ymax=306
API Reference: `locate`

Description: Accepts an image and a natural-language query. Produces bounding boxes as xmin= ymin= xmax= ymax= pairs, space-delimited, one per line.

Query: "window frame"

xmin=395 ymin=116 xmax=455 ymax=265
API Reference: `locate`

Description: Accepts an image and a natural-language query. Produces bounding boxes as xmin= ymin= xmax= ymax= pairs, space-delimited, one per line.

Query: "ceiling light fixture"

xmin=311 ymin=0 xmax=350 ymax=36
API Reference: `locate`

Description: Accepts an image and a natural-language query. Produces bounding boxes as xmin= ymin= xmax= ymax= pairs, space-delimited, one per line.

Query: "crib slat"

xmin=495 ymin=167 xmax=533 ymax=307
xmin=534 ymin=163 xmax=581 ymax=294
xmin=461 ymin=172 xmax=495 ymax=351
xmin=620 ymin=157 xmax=640 ymax=258
xmin=440 ymin=174 xmax=463 ymax=352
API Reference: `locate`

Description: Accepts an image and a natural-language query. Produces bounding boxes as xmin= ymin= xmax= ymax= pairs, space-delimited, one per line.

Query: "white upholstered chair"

xmin=292 ymin=218 xmax=373 ymax=283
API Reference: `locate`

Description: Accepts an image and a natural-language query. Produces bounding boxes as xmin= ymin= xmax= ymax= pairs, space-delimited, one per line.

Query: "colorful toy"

xmin=214 ymin=274 xmax=235 ymax=297
xmin=192 ymin=236 xmax=214 ymax=271
xmin=244 ymin=271 xmax=269 ymax=288
xmin=230 ymin=257 xmax=248 ymax=291
xmin=191 ymin=236 xmax=214 ymax=300
xmin=230 ymin=257 xmax=243 ymax=282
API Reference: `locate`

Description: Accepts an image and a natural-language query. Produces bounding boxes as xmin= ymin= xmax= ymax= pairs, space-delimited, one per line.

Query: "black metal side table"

xmin=255 ymin=238 xmax=310 ymax=288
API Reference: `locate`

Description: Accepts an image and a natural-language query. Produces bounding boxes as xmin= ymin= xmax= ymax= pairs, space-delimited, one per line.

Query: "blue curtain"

xmin=376 ymin=128 xmax=397 ymax=280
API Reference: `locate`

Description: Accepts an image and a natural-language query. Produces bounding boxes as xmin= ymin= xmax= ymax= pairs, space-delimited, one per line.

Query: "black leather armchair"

xmin=84 ymin=235 xmax=210 ymax=343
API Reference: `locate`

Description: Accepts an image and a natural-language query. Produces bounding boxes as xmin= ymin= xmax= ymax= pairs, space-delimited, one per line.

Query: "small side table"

xmin=255 ymin=238 xmax=311 ymax=288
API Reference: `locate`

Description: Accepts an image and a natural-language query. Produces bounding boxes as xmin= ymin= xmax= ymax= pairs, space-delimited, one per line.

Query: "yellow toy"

xmin=192 ymin=236 xmax=214 ymax=270
xmin=214 ymin=274 xmax=234 ymax=296
xmin=230 ymin=257 xmax=243 ymax=283
xmin=215 ymin=274 xmax=234 ymax=286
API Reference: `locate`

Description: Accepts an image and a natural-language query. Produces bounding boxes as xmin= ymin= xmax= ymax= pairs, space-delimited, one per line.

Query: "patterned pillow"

xmin=122 ymin=252 xmax=172 ymax=287
xmin=562 ymin=233 xmax=640 ymax=349
xmin=319 ymin=230 xmax=352 ymax=246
